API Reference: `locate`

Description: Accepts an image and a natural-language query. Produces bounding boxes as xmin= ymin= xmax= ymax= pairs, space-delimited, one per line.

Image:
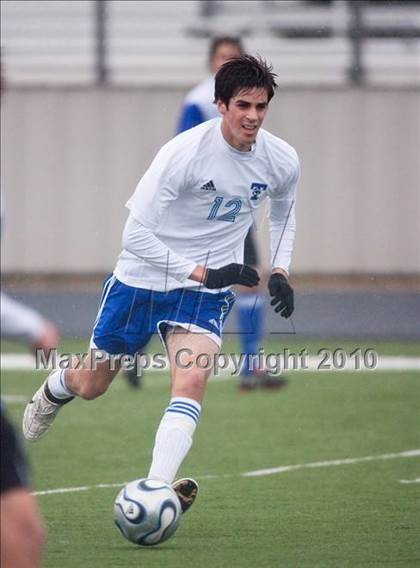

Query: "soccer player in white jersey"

xmin=125 ymin=38 xmax=244 ymax=390
xmin=177 ymin=37 xmax=286 ymax=390
xmin=23 ymin=55 xmax=299 ymax=514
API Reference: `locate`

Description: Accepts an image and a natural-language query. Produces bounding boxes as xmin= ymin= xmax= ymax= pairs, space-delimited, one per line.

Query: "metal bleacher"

xmin=1 ymin=0 xmax=96 ymax=84
xmin=107 ymin=1 xmax=207 ymax=85
xmin=1 ymin=0 xmax=419 ymax=86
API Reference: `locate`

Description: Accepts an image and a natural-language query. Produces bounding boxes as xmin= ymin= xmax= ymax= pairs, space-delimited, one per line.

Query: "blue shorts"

xmin=91 ymin=275 xmax=235 ymax=356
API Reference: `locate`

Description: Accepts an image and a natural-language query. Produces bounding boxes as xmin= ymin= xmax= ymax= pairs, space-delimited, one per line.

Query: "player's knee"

xmin=173 ymin=371 xmax=206 ymax=400
xmin=77 ymin=378 xmax=108 ymax=400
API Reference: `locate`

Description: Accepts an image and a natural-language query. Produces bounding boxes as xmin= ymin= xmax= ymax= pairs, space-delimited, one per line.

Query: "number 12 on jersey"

xmin=207 ymin=197 xmax=242 ymax=223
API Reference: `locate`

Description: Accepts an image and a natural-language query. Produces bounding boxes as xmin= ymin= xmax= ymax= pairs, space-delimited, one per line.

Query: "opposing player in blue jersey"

xmin=177 ymin=37 xmax=287 ymax=390
xmin=177 ymin=37 xmax=244 ymax=132
xmin=23 ymin=55 xmax=299 ymax=514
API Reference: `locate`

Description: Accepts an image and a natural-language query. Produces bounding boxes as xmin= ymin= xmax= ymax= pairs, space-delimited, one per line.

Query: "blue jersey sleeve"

xmin=176 ymin=103 xmax=205 ymax=134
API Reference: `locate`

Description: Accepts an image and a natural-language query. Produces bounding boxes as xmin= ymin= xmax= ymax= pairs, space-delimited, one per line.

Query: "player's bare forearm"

xmin=189 ymin=265 xmax=208 ymax=284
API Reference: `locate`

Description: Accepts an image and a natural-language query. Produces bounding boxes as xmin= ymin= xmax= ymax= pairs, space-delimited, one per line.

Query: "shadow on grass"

xmin=109 ymin=544 xmax=188 ymax=552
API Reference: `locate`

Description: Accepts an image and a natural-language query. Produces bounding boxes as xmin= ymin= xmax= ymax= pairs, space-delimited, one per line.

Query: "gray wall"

xmin=2 ymin=86 xmax=419 ymax=274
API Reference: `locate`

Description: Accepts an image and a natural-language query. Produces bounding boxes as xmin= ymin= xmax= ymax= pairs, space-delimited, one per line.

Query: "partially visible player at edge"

xmin=1 ymin=292 xmax=59 ymax=568
xmin=23 ymin=55 xmax=299 ymax=515
xmin=177 ymin=37 xmax=287 ymax=390
xmin=1 ymin=63 xmax=58 ymax=563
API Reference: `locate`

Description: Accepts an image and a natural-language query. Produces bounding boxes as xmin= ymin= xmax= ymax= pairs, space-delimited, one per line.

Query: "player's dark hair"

xmin=214 ymin=55 xmax=277 ymax=107
xmin=209 ymin=36 xmax=244 ymax=63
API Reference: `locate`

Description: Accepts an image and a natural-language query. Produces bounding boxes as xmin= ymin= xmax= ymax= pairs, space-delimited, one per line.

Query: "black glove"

xmin=268 ymin=273 xmax=294 ymax=318
xmin=205 ymin=263 xmax=260 ymax=289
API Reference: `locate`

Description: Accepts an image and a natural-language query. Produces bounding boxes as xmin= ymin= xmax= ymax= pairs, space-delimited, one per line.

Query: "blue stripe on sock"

xmin=168 ymin=402 xmax=200 ymax=420
xmin=170 ymin=401 xmax=200 ymax=415
xmin=166 ymin=408 xmax=198 ymax=423
xmin=168 ymin=406 xmax=200 ymax=420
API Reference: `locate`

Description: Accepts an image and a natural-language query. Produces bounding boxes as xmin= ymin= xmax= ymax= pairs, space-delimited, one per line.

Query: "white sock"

xmin=148 ymin=397 xmax=201 ymax=484
xmin=46 ymin=369 xmax=74 ymax=399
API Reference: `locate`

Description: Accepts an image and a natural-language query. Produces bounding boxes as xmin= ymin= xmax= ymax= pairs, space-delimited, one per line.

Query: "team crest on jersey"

xmin=249 ymin=182 xmax=268 ymax=201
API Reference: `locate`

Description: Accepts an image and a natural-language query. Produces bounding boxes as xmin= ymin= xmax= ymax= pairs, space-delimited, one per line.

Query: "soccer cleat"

xmin=172 ymin=478 xmax=199 ymax=513
xmin=22 ymin=376 xmax=71 ymax=441
xmin=238 ymin=374 xmax=260 ymax=391
xmin=256 ymin=371 xmax=288 ymax=390
xmin=239 ymin=372 xmax=288 ymax=392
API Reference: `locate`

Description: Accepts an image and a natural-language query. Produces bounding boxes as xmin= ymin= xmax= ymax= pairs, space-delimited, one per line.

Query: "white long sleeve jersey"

xmin=114 ymin=118 xmax=300 ymax=293
xmin=1 ymin=293 xmax=45 ymax=343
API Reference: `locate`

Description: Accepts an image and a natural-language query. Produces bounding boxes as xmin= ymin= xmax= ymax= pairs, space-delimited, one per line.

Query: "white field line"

xmin=31 ymin=449 xmax=420 ymax=497
xmin=399 ymin=478 xmax=420 ymax=484
xmin=34 ymin=482 xmax=126 ymax=496
xmin=1 ymin=394 xmax=27 ymax=403
xmin=242 ymin=449 xmax=420 ymax=477
xmin=1 ymin=353 xmax=36 ymax=370
xmin=3 ymin=355 xmax=419 ymax=404
xmin=2 ymin=353 xmax=420 ymax=373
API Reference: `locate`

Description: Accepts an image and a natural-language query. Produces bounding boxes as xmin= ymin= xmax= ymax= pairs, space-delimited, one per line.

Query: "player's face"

xmin=210 ymin=43 xmax=242 ymax=74
xmin=217 ymin=88 xmax=269 ymax=152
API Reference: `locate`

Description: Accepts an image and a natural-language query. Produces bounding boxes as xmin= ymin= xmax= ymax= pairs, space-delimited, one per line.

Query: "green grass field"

xmin=2 ymin=337 xmax=420 ymax=568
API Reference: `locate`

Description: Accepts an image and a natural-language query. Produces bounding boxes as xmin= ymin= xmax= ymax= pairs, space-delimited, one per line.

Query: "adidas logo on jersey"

xmin=200 ymin=180 xmax=216 ymax=191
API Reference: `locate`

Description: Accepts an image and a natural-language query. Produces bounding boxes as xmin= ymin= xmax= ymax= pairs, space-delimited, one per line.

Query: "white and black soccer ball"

xmin=113 ymin=478 xmax=182 ymax=546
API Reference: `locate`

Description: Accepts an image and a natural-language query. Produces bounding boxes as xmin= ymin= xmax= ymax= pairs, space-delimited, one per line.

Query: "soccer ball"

xmin=113 ymin=478 xmax=182 ymax=546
